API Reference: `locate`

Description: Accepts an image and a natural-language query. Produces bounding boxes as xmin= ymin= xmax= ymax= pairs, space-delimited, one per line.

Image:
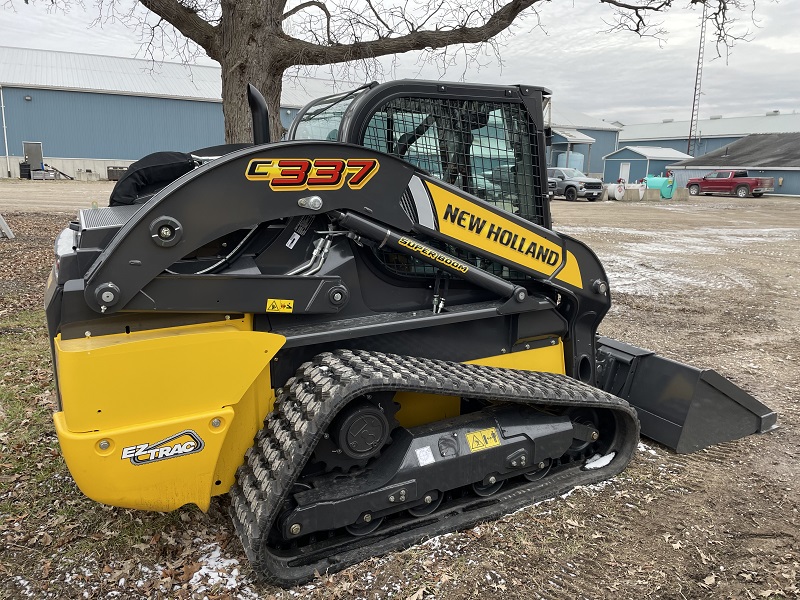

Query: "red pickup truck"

xmin=687 ymin=170 xmax=774 ymax=198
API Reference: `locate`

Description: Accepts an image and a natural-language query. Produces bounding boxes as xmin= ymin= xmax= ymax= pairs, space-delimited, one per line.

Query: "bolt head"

xmin=101 ymin=291 xmax=115 ymax=303
xmin=520 ymin=456 xmax=526 ymax=465
xmin=332 ymin=292 xmax=343 ymax=302
xmin=424 ymin=495 xmax=433 ymax=504
xmin=389 ymin=495 xmax=395 ymax=503
xmin=488 ymin=476 xmax=497 ymax=485
xmin=538 ymin=462 xmax=546 ymax=469
xmin=99 ymin=440 xmax=110 ymax=450
xmin=159 ymin=226 xmax=173 ymax=239
xmin=290 ymin=523 xmax=301 ymax=535
xmin=511 ymin=460 xmax=518 ymax=467
xmin=591 ymin=431 xmax=599 ymax=440
xmin=363 ymin=513 xmax=372 ymax=523
xmin=211 ymin=418 xmax=221 ymax=428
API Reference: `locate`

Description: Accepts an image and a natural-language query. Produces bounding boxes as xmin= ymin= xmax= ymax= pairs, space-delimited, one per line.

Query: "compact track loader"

xmin=45 ymin=80 xmax=776 ymax=586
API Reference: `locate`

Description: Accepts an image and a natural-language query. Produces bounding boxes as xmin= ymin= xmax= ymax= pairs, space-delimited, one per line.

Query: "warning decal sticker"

xmin=466 ymin=427 xmax=501 ymax=452
xmin=266 ymin=298 xmax=294 ymax=313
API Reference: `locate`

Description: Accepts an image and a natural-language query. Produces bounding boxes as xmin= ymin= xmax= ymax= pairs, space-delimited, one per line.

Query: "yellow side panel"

xmin=54 ymin=407 xmax=234 ymax=511
xmin=53 ymin=316 xmax=285 ymax=511
xmin=393 ymin=342 xmax=566 ymax=428
xmin=394 ymin=392 xmax=460 ymax=429
xmin=211 ymin=368 xmax=275 ymax=495
xmin=467 ymin=342 xmax=565 ymax=374
xmin=55 ymin=317 xmax=284 ymax=432
xmin=425 ymin=181 xmax=583 ymax=289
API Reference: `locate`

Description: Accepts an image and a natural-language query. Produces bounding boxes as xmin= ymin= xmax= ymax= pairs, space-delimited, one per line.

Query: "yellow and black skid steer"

xmin=44 ymin=80 xmax=776 ymax=586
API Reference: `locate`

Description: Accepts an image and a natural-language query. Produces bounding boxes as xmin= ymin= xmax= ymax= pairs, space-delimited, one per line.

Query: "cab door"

xmin=709 ymin=171 xmax=732 ymax=193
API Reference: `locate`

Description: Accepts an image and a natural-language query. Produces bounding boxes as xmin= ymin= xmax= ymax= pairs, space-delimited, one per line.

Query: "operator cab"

xmin=288 ymin=80 xmax=552 ymax=229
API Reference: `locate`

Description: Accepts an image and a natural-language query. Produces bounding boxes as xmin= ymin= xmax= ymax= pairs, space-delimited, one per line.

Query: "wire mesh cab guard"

xmin=289 ymin=80 xmax=552 ymax=280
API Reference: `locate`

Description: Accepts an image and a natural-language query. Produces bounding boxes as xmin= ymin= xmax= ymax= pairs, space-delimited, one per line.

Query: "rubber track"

xmin=229 ymin=349 xmax=640 ymax=587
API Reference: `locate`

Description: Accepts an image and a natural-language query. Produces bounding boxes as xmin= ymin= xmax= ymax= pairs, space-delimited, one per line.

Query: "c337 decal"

xmin=245 ymin=158 xmax=379 ymax=191
xmin=121 ymin=430 xmax=204 ymax=465
xmin=398 ymin=237 xmax=470 ymax=274
xmin=424 ymin=182 xmax=583 ymax=289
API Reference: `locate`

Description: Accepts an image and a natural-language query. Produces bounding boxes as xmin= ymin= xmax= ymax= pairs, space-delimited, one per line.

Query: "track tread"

xmin=229 ymin=350 xmax=640 ymax=587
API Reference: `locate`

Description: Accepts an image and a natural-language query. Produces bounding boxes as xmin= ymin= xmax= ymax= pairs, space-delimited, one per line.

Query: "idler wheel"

xmin=524 ymin=459 xmax=551 ymax=482
xmin=345 ymin=515 xmax=383 ymax=536
xmin=408 ymin=492 xmax=443 ymax=517
xmin=472 ymin=478 xmax=504 ymax=497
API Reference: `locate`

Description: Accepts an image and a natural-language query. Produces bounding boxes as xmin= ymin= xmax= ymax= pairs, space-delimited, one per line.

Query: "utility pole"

xmin=687 ymin=3 xmax=708 ymax=157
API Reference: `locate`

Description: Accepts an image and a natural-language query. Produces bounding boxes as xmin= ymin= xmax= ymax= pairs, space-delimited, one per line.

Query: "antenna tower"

xmin=687 ymin=3 xmax=708 ymax=156
xmin=686 ymin=4 xmax=708 ymax=156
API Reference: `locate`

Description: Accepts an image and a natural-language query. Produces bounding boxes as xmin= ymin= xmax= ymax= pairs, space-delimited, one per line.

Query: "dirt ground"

xmin=1 ymin=180 xmax=798 ymax=599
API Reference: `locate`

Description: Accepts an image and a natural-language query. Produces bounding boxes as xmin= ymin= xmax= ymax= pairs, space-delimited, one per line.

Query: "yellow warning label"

xmin=466 ymin=427 xmax=501 ymax=452
xmin=266 ymin=298 xmax=294 ymax=313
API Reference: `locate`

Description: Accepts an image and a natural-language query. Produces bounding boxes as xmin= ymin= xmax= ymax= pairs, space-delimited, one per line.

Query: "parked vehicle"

xmin=687 ymin=170 xmax=774 ymax=198
xmin=547 ymin=168 xmax=604 ymax=201
xmin=548 ymin=177 xmax=557 ymax=199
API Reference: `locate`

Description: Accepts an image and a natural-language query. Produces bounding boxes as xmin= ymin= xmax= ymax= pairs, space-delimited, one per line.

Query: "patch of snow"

xmin=558 ymin=225 xmax=799 ymax=295
xmin=584 ymin=452 xmax=616 ymax=470
xmin=638 ymin=442 xmax=658 ymax=456
xmin=13 ymin=577 xmax=35 ymax=598
xmin=188 ymin=542 xmax=258 ymax=599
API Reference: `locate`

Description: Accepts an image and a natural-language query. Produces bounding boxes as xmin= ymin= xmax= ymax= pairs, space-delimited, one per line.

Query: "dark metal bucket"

xmin=595 ymin=337 xmax=778 ymax=454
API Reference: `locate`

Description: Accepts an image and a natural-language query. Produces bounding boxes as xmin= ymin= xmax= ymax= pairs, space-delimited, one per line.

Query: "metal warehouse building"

xmin=0 ymin=46 xmax=337 ymax=179
xmin=2 ymin=46 xmax=619 ymax=181
xmin=602 ymin=146 xmax=691 ymax=183
xmin=620 ymin=112 xmax=800 ymax=157
xmin=667 ymin=133 xmax=800 ymax=196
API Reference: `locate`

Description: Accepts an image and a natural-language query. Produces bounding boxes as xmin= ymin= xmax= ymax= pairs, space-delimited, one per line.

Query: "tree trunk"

xmin=219 ymin=0 xmax=287 ymax=143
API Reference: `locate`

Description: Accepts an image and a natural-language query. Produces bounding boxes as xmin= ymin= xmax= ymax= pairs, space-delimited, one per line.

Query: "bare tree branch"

xmin=282 ymin=0 xmax=333 ymax=43
xmin=277 ymin=0 xmax=539 ymax=67
xmin=138 ymin=0 xmax=219 ymax=57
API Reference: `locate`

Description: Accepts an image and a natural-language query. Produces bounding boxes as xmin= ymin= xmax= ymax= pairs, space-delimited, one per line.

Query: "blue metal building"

xmin=0 ymin=47 xmax=337 ymax=178
xmin=603 ymin=146 xmax=692 ymax=183
xmin=619 ymin=113 xmax=800 ymax=158
xmin=548 ymin=105 xmax=620 ymax=177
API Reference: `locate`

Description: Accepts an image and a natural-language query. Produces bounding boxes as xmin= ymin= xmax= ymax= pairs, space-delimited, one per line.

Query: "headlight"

xmin=578 ymin=183 xmax=585 ymax=190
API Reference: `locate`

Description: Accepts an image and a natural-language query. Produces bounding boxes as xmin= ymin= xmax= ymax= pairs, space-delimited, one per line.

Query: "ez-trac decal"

xmin=120 ymin=430 xmax=204 ymax=465
xmin=245 ymin=158 xmax=379 ymax=191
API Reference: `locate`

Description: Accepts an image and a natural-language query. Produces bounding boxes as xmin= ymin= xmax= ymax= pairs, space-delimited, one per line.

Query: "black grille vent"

xmin=399 ymin=187 xmax=418 ymax=223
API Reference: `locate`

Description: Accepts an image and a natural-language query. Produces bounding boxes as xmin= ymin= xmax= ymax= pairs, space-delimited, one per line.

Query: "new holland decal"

xmin=121 ymin=430 xmax=204 ymax=465
xmin=424 ymin=181 xmax=583 ymax=288
xmin=245 ymin=157 xmax=379 ymax=191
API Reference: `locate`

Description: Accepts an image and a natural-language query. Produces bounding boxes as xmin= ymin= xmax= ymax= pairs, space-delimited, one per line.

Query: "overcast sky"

xmin=1 ymin=0 xmax=797 ymax=125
